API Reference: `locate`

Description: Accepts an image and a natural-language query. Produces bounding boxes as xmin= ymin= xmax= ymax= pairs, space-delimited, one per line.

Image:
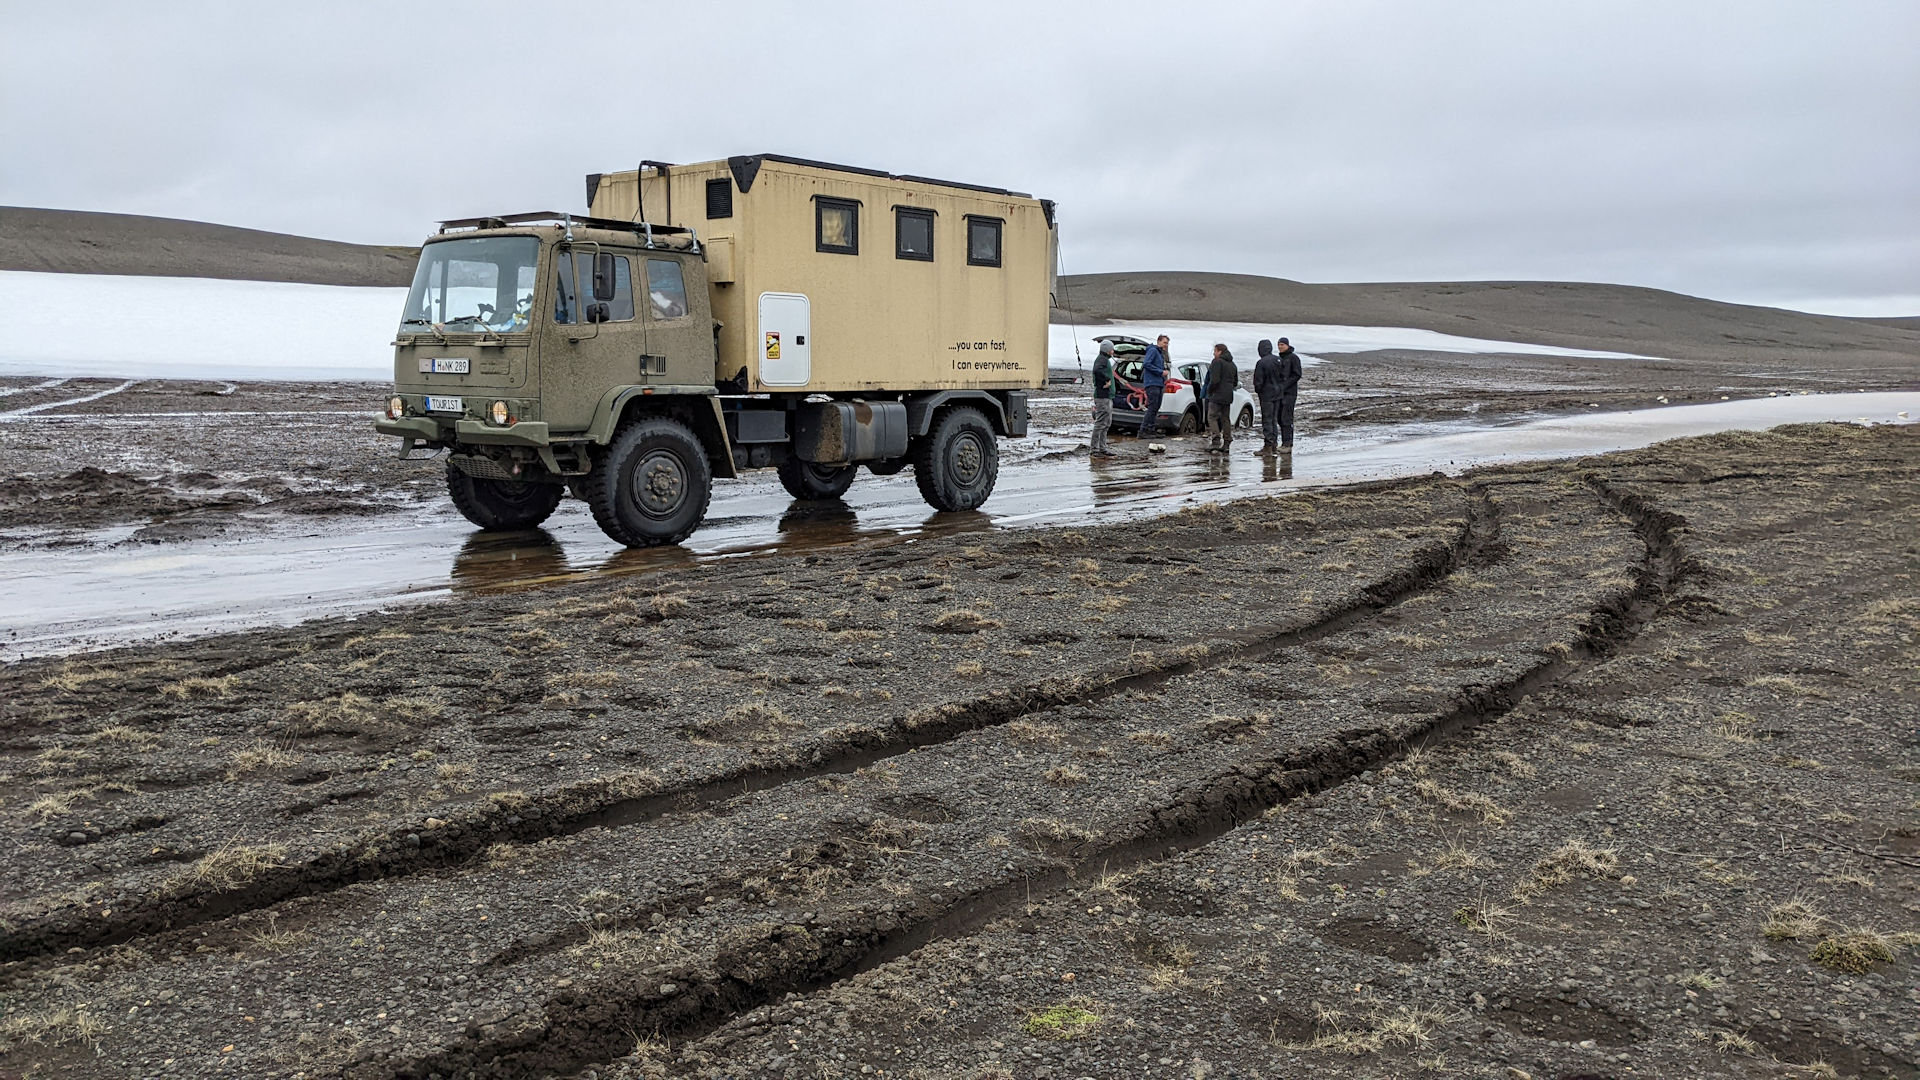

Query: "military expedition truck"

xmin=375 ymin=154 xmax=1054 ymax=546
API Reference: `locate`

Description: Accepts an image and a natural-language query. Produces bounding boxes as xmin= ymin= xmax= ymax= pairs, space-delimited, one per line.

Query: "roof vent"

xmin=706 ymin=178 xmax=733 ymax=219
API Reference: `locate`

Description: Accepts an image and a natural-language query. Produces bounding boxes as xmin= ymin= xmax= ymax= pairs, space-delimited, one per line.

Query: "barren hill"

xmin=1058 ymin=271 xmax=1920 ymax=367
xmin=0 ymin=207 xmax=417 ymax=287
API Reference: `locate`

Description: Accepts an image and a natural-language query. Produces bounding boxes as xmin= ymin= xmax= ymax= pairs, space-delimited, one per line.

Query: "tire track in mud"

xmin=0 ymin=489 xmax=1493 ymax=966
xmin=0 ymin=378 xmax=139 ymax=419
xmin=372 ymin=481 xmax=1688 ymax=1080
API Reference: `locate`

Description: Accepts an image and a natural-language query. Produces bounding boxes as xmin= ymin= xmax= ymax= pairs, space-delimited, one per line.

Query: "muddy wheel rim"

xmin=631 ymin=448 xmax=688 ymax=518
xmin=951 ymin=431 xmax=986 ymax=486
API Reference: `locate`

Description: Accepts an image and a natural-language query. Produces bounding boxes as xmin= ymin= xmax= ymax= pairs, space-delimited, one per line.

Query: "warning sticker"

xmin=764 ymin=332 xmax=781 ymax=360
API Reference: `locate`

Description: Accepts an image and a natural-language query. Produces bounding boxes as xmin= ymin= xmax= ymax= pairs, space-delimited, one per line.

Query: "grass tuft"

xmin=1808 ymin=928 xmax=1896 ymax=974
xmin=1023 ymin=1002 xmax=1101 ymax=1040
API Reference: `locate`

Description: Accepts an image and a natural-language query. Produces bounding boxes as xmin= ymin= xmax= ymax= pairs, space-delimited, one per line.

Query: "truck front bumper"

xmin=454 ymin=419 xmax=550 ymax=447
xmin=373 ymin=417 xmax=552 ymax=447
xmin=374 ymin=416 xmax=441 ymax=442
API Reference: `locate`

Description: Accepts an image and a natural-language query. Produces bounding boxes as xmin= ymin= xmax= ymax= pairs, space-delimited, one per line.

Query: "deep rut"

xmin=373 ymin=480 xmax=1686 ymax=1080
xmin=1 ymin=491 xmax=1492 ymax=966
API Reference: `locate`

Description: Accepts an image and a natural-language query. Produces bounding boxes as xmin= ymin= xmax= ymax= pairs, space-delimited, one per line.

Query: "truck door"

xmin=638 ymin=255 xmax=706 ymax=384
xmin=542 ymin=247 xmax=646 ymax=430
xmin=758 ymin=292 xmax=811 ymax=387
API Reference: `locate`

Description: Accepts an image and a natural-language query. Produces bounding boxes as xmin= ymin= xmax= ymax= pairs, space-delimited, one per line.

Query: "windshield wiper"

xmin=447 ymin=314 xmax=507 ymax=341
xmin=401 ymin=317 xmax=449 ymax=344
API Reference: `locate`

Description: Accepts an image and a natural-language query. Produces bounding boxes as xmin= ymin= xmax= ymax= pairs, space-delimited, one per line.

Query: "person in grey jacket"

xmin=1202 ymin=343 xmax=1238 ymax=453
xmin=1089 ymin=340 xmax=1116 ymax=458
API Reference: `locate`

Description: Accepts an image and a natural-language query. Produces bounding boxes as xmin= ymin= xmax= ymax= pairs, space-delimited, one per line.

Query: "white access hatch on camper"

xmin=757 ymin=292 xmax=811 ymax=387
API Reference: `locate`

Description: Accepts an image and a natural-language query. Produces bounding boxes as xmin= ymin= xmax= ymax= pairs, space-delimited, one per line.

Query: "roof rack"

xmin=436 ymin=211 xmax=696 ymax=238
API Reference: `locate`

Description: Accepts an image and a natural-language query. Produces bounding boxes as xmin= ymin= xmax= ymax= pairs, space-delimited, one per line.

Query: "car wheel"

xmin=1177 ymin=409 xmax=1200 ymax=436
xmin=583 ymin=416 xmax=713 ymax=547
xmin=445 ymin=462 xmax=563 ymax=531
xmin=778 ymin=457 xmax=857 ymax=500
xmin=1235 ymin=405 xmax=1254 ymax=429
xmin=913 ymin=405 xmax=999 ymax=512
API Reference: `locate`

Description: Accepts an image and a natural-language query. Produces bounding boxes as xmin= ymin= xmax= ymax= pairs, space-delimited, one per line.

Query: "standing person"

xmin=1252 ymin=339 xmax=1284 ymax=452
xmin=1138 ymin=334 xmax=1170 ymax=438
xmin=1274 ymin=336 xmax=1303 ymax=449
xmin=1202 ymin=343 xmax=1238 ymax=453
xmin=1089 ymin=339 xmax=1116 ymax=458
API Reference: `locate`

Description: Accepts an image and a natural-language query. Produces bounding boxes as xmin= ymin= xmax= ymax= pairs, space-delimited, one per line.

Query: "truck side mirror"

xmin=592 ymin=252 xmax=617 ymax=302
xmin=587 ymin=301 xmax=612 ymax=324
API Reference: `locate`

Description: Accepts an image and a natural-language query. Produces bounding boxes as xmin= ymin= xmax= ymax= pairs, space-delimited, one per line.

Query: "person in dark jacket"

xmin=1138 ymin=334 xmax=1170 ymax=437
xmin=1089 ymin=340 xmax=1116 ymax=458
xmin=1252 ymin=339 xmax=1284 ymax=452
xmin=1202 ymin=343 xmax=1238 ymax=453
xmin=1273 ymin=336 xmax=1303 ymax=448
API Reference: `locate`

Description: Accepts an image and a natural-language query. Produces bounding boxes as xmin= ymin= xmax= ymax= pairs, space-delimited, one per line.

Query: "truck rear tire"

xmin=913 ymin=405 xmax=998 ymax=512
xmin=445 ymin=463 xmax=563 ymax=531
xmin=584 ymin=416 xmax=713 ymax=547
xmin=777 ymin=457 xmax=857 ymax=501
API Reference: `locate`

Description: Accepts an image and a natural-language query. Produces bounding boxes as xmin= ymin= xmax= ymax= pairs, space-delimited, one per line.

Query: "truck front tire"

xmin=913 ymin=405 xmax=998 ymax=513
xmin=584 ymin=416 xmax=713 ymax=547
xmin=777 ymin=457 xmax=857 ymax=501
xmin=445 ymin=463 xmax=563 ymax=531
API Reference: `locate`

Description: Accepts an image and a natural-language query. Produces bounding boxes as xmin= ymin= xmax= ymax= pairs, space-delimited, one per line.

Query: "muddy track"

xmin=0 ymin=491 xmax=1493 ymax=967
xmin=371 ymin=484 xmax=1685 ymax=1080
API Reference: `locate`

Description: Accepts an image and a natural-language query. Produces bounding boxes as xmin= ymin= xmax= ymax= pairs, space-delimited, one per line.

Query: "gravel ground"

xmin=0 ymin=423 xmax=1913 ymax=1079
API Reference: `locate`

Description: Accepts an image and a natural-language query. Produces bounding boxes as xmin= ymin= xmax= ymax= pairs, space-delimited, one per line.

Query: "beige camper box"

xmin=585 ymin=155 xmax=1053 ymax=395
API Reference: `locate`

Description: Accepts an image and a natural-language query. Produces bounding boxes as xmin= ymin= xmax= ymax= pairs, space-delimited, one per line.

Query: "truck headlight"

xmin=387 ymin=396 xmax=404 ymax=420
xmin=490 ymin=400 xmax=510 ymax=426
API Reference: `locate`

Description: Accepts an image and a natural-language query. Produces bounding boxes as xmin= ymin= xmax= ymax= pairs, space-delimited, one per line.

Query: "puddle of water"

xmin=2 ymin=392 xmax=1913 ymax=660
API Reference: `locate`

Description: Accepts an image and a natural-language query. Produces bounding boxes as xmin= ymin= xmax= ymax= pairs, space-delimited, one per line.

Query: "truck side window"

xmin=646 ymin=260 xmax=689 ymax=319
xmin=966 ymin=215 xmax=1003 ymax=267
xmin=554 ymin=253 xmax=634 ymax=323
xmin=553 ymin=258 xmax=577 ymax=324
xmin=816 ymin=197 xmax=859 ymax=255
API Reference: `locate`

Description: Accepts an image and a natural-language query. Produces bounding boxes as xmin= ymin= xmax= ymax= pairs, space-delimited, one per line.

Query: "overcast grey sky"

xmin=4 ymin=1 xmax=1916 ymax=313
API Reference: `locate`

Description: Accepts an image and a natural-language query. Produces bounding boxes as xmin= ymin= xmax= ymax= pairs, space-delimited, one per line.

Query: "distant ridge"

xmin=0 ymin=207 xmax=417 ymax=287
xmin=1058 ymin=271 xmax=1920 ymax=366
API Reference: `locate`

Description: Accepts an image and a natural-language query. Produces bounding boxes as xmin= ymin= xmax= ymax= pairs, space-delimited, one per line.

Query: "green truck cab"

xmin=376 ymin=216 xmax=737 ymax=545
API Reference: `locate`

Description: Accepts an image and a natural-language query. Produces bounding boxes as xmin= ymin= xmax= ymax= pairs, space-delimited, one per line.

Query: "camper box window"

xmin=966 ymin=215 xmax=1003 ymax=267
xmin=895 ymin=207 xmax=934 ymax=261
xmin=816 ymin=197 xmax=859 ymax=255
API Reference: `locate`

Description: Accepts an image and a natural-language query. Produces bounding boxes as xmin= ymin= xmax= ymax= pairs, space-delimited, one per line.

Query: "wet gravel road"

xmin=2 ymin=389 xmax=1915 ymax=659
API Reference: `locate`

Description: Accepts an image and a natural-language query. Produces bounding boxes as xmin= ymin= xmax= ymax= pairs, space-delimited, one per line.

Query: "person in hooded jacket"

xmin=1089 ymin=339 xmax=1116 ymax=458
xmin=1138 ymin=334 xmax=1170 ymax=437
xmin=1252 ymin=339 xmax=1284 ymax=452
xmin=1252 ymin=338 xmax=1303 ymax=451
xmin=1201 ymin=343 xmax=1238 ymax=453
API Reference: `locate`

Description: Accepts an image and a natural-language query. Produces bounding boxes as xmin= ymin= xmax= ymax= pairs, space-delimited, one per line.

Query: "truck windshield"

xmin=400 ymin=236 xmax=539 ymax=334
